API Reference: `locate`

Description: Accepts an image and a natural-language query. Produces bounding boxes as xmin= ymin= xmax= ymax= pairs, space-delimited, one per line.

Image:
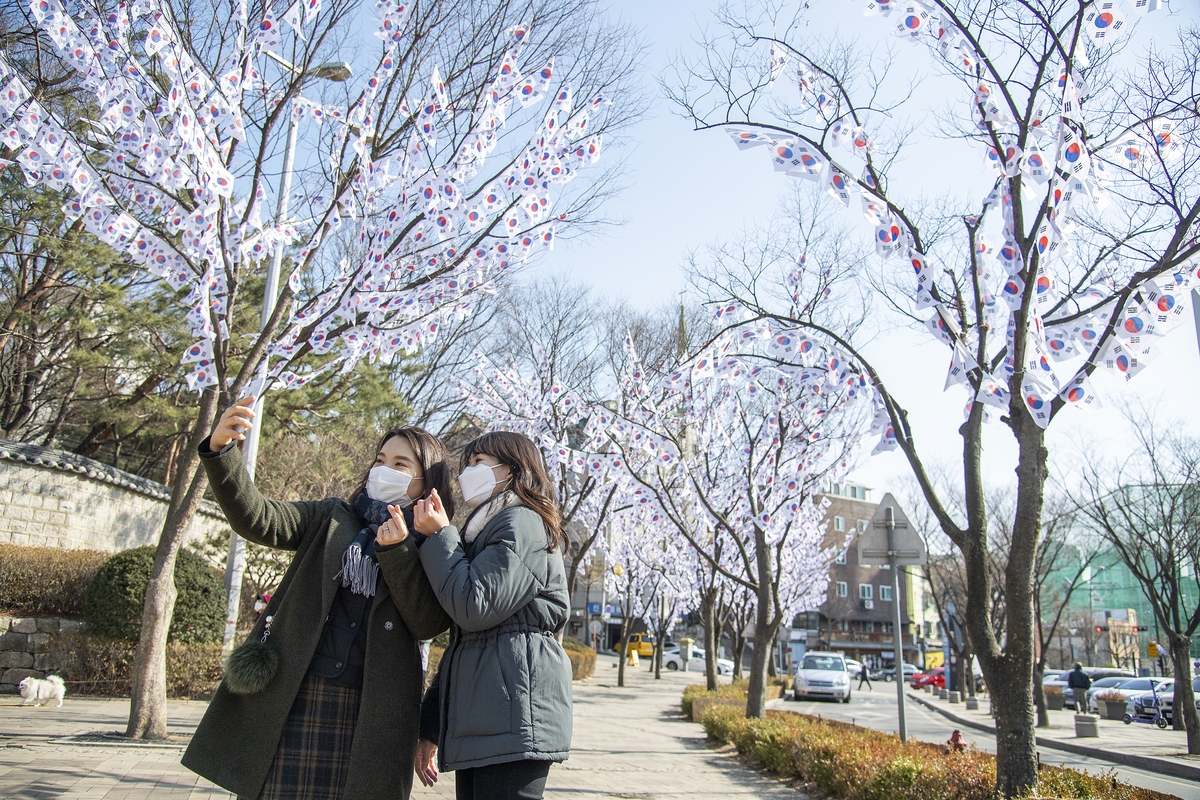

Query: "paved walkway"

xmin=0 ymin=656 xmax=807 ymax=800
xmin=414 ymin=654 xmax=804 ymax=799
xmin=0 ymin=696 xmax=227 ymax=799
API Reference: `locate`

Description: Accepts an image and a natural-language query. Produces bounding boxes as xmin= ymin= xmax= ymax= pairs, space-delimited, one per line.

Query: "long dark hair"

xmin=461 ymin=431 xmax=565 ymax=552
xmin=349 ymin=426 xmax=456 ymax=519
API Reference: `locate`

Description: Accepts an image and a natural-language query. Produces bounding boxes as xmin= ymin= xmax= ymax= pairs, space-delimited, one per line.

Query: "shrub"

xmin=697 ymin=705 xmax=1172 ymax=800
xmin=42 ymin=631 xmax=224 ymax=699
xmin=562 ymin=636 xmax=597 ymax=680
xmin=682 ymin=680 xmax=750 ymax=717
xmin=1096 ymin=689 xmax=1127 ymax=702
xmin=83 ymin=547 xmax=225 ymax=644
xmin=0 ymin=543 xmax=108 ymax=617
xmin=1043 ymin=683 xmax=1064 ymax=696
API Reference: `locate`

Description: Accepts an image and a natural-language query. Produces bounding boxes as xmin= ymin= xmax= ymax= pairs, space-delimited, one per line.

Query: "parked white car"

xmin=1088 ymin=676 xmax=1170 ymax=714
xmin=1081 ymin=677 xmax=1135 ymax=713
xmin=843 ymin=658 xmax=864 ymax=678
xmin=1159 ymin=677 xmax=1200 ymax=722
xmin=792 ymin=651 xmax=852 ymax=703
xmin=662 ymin=646 xmax=734 ymax=675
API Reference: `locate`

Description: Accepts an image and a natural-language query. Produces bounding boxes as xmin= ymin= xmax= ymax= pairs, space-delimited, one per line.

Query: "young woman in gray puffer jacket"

xmin=411 ymin=431 xmax=572 ymax=800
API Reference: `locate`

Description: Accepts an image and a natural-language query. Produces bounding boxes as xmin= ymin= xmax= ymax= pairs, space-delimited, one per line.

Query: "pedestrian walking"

xmin=181 ymin=397 xmax=455 ymax=800
xmin=858 ymin=662 xmax=873 ymax=691
xmin=1066 ymin=661 xmax=1092 ymax=712
xmin=412 ymin=430 xmax=573 ymax=800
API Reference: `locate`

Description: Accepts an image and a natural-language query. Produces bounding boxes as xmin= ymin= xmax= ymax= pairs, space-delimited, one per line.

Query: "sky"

xmin=526 ymin=0 xmax=1200 ymax=505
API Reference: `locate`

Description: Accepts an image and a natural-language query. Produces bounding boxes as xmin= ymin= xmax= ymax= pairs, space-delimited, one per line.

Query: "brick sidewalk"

xmin=0 ymin=696 xmax=231 ymax=799
xmin=1 ymin=657 xmax=805 ymax=800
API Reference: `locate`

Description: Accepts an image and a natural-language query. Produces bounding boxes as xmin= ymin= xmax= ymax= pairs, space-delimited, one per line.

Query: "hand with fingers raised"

xmin=210 ymin=396 xmax=257 ymax=449
xmin=376 ymin=503 xmax=411 ymax=546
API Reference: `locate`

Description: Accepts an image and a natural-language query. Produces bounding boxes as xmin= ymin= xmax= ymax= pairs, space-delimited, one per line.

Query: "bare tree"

xmin=668 ymin=2 xmax=1199 ymax=793
xmin=1072 ymin=411 xmax=1200 ymax=752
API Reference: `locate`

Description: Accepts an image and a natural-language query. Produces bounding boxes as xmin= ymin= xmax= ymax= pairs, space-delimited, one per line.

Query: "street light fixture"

xmin=221 ymin=55 xmax=353 ymax=651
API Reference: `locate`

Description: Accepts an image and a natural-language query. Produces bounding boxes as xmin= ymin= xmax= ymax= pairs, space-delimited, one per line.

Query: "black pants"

xmin=455 ymin=760 xmax=552 ymax=800
xmin=859 ymin=674 xmax=872 ymax=689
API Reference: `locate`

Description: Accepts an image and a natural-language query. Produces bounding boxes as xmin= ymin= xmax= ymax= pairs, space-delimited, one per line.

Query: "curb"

xmin=907 ymin=691 xmax=1200 ymax=783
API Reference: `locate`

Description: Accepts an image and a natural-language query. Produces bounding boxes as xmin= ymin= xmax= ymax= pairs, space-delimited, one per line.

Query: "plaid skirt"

xmin=241 ymin=672 xmax=362 ymax=800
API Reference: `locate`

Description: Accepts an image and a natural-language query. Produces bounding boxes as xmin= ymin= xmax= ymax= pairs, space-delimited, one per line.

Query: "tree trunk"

xmin=1169 ymin=634 xmax=1200 ymax=753
xmin=126 ymin=387 xmax=219 ymax=739
xmin=700 ymin=588 xmax=719 ymax=691
xmin=955 ymin=403 xmax=1044 ymax=796
xmin=652 ymin=616 xmax=666 ymax=679
xmin=746 ymin=601 xmax=782 ymax=718
xmin=746 ymin=624 xmax=783 ymax=718
xmin=616 ymin=619 xmax=631 ymax=689
xmin=1033 ymin=664 xmax=1050 ymax=728
xmin=733 ymin=633 xmax=746 ymax=680
xmin=616 ymin=585 xmax=634 ymax=689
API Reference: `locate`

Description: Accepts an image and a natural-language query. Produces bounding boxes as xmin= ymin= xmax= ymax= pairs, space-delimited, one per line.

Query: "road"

xmin=771 ymin=683 xmax=1200 ymax=800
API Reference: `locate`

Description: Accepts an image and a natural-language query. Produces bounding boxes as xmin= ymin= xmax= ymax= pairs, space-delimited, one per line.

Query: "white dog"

xmin=17 ymin=675 xmax=65 ymax=707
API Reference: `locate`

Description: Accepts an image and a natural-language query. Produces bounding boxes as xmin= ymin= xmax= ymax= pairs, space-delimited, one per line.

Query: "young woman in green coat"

xmin=410 ymin=430 xmax=573 ymax=800
xmin=181 ymin=396 xmax=454 ymax=800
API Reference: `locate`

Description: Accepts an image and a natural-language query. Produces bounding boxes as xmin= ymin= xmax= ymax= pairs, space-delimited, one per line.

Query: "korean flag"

xmin=1058 ymin=371 xmax=1101 ymax=408
xmin=1021 ymin=380 xmax=1052 ymax=428
xmin=1083 ymin=1 xmax=1126 ymax=43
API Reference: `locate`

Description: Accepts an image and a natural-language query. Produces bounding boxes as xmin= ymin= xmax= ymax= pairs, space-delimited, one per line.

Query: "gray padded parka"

xmin=418 ymin=502 xmax=573 ymax=771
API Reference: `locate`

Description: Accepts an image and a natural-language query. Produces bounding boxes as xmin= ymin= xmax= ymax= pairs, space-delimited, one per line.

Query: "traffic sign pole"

xmin=886 ymin=505 xmax=908 ymax=742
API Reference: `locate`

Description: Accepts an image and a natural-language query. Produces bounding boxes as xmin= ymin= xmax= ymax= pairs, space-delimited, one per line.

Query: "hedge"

xmin=43 ymin=631 xmax=224 ymax=699
xmin=0 ymin=544 xmax=108 ymax=617
xmin=424 ymin=636 xmax=595 ymax=687
xmin=699 ymin=705 xmax=1175 ymax=800
xmin=83 ymin=546 xmax=225 ymax=645
xmin=562 ymin=636 xmax=597 ymax=680
xmin=681 ymin=677 xmax=792 ymax=718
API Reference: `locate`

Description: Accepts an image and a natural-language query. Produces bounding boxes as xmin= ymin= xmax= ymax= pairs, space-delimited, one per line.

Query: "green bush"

xmin=562 ymin=636 xmax=597 ymax=680
xmin=697 ymin=705 xmax=1174 ymax=800
xmin=0 ymin=543 xmax=108 ymax=617
xmin=682 ymin=680 xmax=754 ymax=717
xmin=43 ymin=631 xmax=224 ymax=699
xmin=83 ymin=546 xmax=225 ymax=644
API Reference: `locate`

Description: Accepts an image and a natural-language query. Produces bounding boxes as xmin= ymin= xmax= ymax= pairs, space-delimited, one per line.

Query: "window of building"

xmin=882 ymin=622 xmax=894 ymax=634
xmin=836 ymin=581 xmax=848 ymax=597
xmin=835 ymin=549 xmax=847 ymax=564
xmin=924 ymin=621 xmax=933 ymax=638
xmin=834 ymin=516 xmax=846 ymax=531
xmin=880 ymin=585 xmax=893 ymax=601
xmin=859 ymin=584 xmax=873 ymax=600
xmin=857 ymin=519 xmax=869 ymax=533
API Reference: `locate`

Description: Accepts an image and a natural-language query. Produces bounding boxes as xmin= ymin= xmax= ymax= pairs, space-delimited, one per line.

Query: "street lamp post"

xmin=220 ymin=57 xmax=352 ymax=652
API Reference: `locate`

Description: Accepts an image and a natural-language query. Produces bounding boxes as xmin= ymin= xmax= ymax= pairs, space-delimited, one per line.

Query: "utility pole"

xmin=886 ymin=505 xmax=908 ymax=742
xmin=221 ymin=57 xmax=352 ymax=652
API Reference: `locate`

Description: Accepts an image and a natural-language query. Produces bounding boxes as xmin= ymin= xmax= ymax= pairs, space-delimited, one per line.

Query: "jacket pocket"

xmin=450 ymin=643 xmax=512 ymax=738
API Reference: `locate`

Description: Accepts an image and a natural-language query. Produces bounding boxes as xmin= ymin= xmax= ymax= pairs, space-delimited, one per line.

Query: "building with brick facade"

xmin=789 ymin=484 xmax=941 ymax=672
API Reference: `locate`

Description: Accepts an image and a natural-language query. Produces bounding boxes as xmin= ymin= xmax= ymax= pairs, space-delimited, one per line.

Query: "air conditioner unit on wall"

xmin=862 ymin=599 xmax=874 ymax=609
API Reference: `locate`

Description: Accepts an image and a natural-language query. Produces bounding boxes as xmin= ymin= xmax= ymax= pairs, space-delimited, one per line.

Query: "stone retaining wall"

xmin=0 ymin=615 xmax=84 ymax=693
xmin=0 ymin=439 xmax=228 ymax=552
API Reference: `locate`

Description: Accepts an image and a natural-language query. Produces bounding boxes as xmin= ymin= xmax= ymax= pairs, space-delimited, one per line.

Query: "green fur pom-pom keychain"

xmin=224 ymin=615 xmax=279 ymax=695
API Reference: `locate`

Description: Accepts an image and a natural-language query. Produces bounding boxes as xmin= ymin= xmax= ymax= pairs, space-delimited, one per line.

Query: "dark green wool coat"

xmin=181 ymin=440 xmax=451 ymax=800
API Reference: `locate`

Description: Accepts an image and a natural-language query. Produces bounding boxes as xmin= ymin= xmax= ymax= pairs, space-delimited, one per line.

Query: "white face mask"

xmin=459 ymin=463 xmax=504 ymax=509
xmin=366 ymin=465 xmax=416 ymax=506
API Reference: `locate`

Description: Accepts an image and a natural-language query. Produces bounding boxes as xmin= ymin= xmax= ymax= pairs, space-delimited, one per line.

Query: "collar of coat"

xmin=463 ymin=491 xmax=523 ymax=544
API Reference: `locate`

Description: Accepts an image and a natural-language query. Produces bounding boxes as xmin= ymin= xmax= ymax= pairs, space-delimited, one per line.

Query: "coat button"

xmin=350 ymin=622 xmax=356 ymax=628
xmin=384 ymin=621 xmax=394 ymax=631
xmin=335 ymin=662 xmax=343 ymax=668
